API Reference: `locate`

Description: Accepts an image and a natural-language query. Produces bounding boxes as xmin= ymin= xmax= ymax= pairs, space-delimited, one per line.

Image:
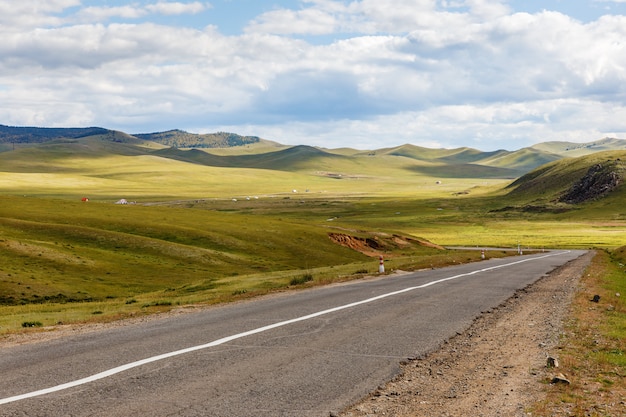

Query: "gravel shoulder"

xmin=340 ymin=251 xmax=594 ymax=417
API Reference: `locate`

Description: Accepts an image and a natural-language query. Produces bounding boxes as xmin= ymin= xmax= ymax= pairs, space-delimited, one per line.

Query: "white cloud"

xmin=246 ymin=0 xmax=440 ymax=35
xmin=74 ymin=2 xmax=209 ymax=24
xmin=145 ymin=2 xmax=208 ymax=16
xmin=221 ymin=98 xmax=626 ymax=150
xmin=0 ymin=0 xmax=80 ymax=17
xmin=76 ymin=6 xmax=148 ymax=22
xmin=246 ymin=0 xmax=509 ymax=36
xmin=0 ymin=0 xmax=80 ymax=29
xmin=464 ymin=0 xmax=510 ymax=19
xmin=246 ymin=8 xmax=338 ymax=35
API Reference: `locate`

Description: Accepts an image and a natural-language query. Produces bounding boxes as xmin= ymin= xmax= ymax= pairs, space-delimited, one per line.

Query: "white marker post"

xmin=378 ymin=255 xmax=385 ymax=273
xmin=481 ymin=249 xmax=485 ymax=260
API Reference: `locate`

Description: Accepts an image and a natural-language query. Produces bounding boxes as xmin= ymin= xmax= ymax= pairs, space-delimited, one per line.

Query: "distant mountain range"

xmin=0 ymin=125 xmax=261 ymax=148
xmin=1 ymin=124 xmax=626 ymax=178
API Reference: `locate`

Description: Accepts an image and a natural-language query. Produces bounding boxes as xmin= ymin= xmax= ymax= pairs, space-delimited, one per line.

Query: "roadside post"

xmin=481 ymin=249 xmax=485 ymax=260
xmin=378 ymin=255 xmax=385 ymax=273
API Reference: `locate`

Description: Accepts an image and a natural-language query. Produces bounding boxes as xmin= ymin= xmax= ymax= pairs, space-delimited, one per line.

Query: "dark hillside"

xmin=0 ymin=124 xmax=109 ymax=143
xmin=134 ymin=130 xmax=260 ymax=148
xmin=88 ymin=130 xmax=150 ymax=145
xmin=152 ymin=148 xmax=237 ymax=167
xmin=152 ymin=144 xmax=344 ymax=170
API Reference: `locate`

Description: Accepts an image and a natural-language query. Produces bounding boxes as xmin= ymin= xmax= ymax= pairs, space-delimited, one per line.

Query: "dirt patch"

xmin=328 ymin=232 xmax=444 ymax=257
xmin=340 ymin=251 xmax=594 ymax=417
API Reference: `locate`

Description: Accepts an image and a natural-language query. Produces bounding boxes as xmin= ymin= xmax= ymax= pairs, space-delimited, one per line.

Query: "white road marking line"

xmin=0 ymin=251 xmax=568 ymax=405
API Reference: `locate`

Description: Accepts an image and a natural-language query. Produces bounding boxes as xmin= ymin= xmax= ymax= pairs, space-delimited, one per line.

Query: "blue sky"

xmin=68 ymin=1 xmax=626 ymax=31
xmin=510 ymin=0 xmax=626 ymax=22
xmin=1 ymin=1 xmax=626 ymax=150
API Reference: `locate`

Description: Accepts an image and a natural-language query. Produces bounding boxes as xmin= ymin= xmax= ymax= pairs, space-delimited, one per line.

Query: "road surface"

xmin=0 ymin=250 xmax=586 ymax=416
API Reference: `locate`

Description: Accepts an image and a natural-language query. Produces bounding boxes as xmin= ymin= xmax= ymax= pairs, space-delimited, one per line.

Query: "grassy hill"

xmin=375 ymin=144 xmax=506 ymax=164
xmin=355 ymin=144 xmax=565 ymax=177
xmin=476 ymin=147 xmax=561 ymax=171
xmin=530 ymin=137 xmax=626 ymax=157
xmin=0 ymin=196 xmax=372 ymax=305
xmin=505 ymin=150 xmax=626 ymax=204
xmin=3 ymin=124 xmax=626 ymax=178
xmin=152 ymin=144 xmax=347 ymax=171
xmin=3 ymin=125 xmax=626 ymax=210
xmin=0 ymin=132 xmax=518 ymax=202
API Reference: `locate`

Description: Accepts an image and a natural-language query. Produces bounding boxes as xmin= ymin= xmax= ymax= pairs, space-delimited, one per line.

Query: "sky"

xmin=1 ymin=1 xmax=626 ymax=151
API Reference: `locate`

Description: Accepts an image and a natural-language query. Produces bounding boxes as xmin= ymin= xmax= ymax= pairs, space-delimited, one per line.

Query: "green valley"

xmin=0 ymin=126 xmax=625 ymax=335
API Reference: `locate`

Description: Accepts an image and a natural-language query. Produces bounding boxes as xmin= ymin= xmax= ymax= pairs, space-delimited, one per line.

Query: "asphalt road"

xmin=0 ymin=250 xmax=586 ymax=417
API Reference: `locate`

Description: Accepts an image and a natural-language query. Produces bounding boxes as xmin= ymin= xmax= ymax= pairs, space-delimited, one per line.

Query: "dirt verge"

xmin=340 ymin=251 xmax=594 ymax=417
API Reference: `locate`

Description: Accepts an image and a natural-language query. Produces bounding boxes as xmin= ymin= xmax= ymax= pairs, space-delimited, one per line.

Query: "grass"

xmin=0 ymin=192 xmax=515 ymax=334
xmin=0 ymin=190 xmax=573 ymax=335
xmin=0 ymin=174 xmax=624 ymax=334
xmin=0 ymin=196 xmax=371 ymax=302
xmin=290 ymin=273 xmax=314 ymax=286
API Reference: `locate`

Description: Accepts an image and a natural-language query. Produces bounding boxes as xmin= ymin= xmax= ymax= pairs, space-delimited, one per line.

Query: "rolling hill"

xmin=530 ymin=137 xmax=626 ymax=157
xmin=2 ymin=124 xmax=626 ymax=184
xmin=152 ymin=144 xmax=347 ymax=171
xmin=501 ymin=150 xmax=626 ymax=210
xmin=0 ymin=125 xmax=264 ymax=148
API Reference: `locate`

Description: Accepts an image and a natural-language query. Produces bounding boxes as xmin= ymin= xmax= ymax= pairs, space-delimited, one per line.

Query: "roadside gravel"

xmin=340 ymin=251 xmax=594 ymax=417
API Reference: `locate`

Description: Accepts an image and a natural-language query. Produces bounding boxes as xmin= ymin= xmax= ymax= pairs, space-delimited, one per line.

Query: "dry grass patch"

xmin=532 ymin=250 xmax=626 ymax=416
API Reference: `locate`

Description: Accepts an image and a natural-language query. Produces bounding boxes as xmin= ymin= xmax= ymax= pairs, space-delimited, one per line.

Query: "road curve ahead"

xmin=0 ymin=250 xmax=586 ymax=416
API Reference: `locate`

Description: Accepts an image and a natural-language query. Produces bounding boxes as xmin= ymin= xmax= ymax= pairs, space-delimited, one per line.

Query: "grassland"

xmin=1 ymin=133 xmax=625 ymax=417
xmin=0 ymin=138 xmax=625 ymax=336
xmin=0 ymin=193 xmax=518 ymax=333
xmin=1 ymin=140 xmax=625 ymax=416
